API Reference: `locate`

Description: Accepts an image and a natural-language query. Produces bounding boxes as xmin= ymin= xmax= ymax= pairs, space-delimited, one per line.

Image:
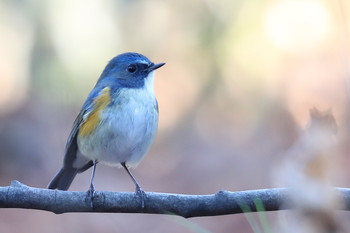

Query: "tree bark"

xmin=1 ymin=180 xmax=349 ymax=218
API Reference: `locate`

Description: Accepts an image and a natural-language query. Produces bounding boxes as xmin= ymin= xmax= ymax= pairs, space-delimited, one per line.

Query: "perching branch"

xmin=1 ymin=180 xmax=350 ymax=217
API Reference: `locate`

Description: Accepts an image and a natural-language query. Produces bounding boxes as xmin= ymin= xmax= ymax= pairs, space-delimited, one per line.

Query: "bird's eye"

xmin=127 ymin=65 xmax=137 ymax=73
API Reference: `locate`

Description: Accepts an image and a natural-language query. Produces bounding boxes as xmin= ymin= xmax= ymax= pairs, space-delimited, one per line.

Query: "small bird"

xmin=48 ymin=52 xmax=165 ymax=207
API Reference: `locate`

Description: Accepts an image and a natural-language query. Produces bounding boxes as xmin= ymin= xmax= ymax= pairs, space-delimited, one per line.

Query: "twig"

xmin=1 ymin=181 xmax=350 ymax=217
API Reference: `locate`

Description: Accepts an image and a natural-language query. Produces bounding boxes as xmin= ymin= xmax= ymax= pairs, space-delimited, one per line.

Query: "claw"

xmin=135 ymin=184 xmax=147 ymax=208
xmin=121 ymin=162 xmax=147 ymax=208
xmin=87 ymin=184 xmax=95 ymax=208
xmin=86 ymin=161 xmax=97 ymax=208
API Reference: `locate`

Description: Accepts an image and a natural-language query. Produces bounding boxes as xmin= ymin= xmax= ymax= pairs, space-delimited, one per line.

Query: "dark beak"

xmin=147 ymin=62 xmax=165 ymax=73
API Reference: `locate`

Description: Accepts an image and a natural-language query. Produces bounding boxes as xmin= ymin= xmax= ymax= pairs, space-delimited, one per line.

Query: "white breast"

xmin=77 ymin=72 xmax=159 ymax=167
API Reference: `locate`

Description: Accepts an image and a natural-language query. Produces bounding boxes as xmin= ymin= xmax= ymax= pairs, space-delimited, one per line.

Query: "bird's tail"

xmin=47 ymin=167 xmax=78 ymax=190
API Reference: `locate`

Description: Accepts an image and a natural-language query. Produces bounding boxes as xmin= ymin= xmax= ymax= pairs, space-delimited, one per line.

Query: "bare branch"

xmin=1 ymin=181 xmax=349 ymax=217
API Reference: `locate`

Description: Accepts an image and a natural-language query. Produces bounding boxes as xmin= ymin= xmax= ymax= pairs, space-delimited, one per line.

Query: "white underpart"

xmin=144 ymin=71 xmax=155 ymax=94
xmin=76 ymin=71 xmax=158 ymax=168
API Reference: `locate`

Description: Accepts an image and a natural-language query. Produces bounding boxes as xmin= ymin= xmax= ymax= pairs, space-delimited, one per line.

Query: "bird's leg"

xmin=87 ymin=160 xmax=97 ymax=207
xmin=121 ymin=162 xmax=146 ymax=208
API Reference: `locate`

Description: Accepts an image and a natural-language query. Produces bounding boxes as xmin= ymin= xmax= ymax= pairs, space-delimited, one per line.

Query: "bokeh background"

xmin=1 ymin=0 xmax=350 ymax=232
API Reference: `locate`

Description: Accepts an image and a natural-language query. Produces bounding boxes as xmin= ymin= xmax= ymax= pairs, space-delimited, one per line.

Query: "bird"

xmin=48 ymin=52 xmax=165 ymax=207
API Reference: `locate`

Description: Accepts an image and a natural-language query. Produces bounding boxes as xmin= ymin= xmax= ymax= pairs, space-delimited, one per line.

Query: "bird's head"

xmin=98 ymin=52 xmax=165 ymax=89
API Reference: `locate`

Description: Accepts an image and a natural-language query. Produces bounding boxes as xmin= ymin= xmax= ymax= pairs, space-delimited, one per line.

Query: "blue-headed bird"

xmin=48 ymin=53 xmax=165 ymax=207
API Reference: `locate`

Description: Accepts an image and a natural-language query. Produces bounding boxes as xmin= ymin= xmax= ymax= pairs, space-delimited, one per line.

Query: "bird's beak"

xmin=147 ymin=62 xmax=165 ymax=73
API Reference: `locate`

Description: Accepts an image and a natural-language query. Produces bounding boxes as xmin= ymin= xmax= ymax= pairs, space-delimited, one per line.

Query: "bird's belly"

xmin=77 ymin=94 xmax=158 ymax=167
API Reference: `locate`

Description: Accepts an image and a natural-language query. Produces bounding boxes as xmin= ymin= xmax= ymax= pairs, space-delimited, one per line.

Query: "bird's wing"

xmin=63 ymin=86 xmax=111 ymax=170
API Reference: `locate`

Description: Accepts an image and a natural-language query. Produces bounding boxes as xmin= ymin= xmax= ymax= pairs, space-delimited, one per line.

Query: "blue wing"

xmin=63 ymin=85 xmax=108 ymax=170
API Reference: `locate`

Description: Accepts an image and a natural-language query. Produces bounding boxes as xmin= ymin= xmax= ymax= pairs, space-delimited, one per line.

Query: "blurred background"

xmin=1 ymin=0 xmax=350 ymax=232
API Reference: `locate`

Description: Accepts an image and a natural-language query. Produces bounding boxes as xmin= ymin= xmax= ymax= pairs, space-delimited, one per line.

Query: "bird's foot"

xmin=87 ymin=184 xmax=95 ymax=208
xmin=135 ymin=184 xmax=147 ymax=209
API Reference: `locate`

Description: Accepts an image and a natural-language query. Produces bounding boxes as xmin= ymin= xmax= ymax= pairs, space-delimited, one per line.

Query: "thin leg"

xmin=89 ymin=161 xmax=97 ymax=191
xmin=87 ymin=160 xmax=97 ymax=207
xmin=121 ymin=162 xmax=146 ymax=208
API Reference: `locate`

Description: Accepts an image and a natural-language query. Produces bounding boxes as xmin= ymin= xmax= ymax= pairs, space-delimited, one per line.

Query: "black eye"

xmin=127 ymin=65 xmax=137 ymax=73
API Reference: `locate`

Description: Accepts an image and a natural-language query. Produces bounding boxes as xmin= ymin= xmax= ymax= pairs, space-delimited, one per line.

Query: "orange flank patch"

xmin=78 ymin=87 xmax=111 ymax=137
